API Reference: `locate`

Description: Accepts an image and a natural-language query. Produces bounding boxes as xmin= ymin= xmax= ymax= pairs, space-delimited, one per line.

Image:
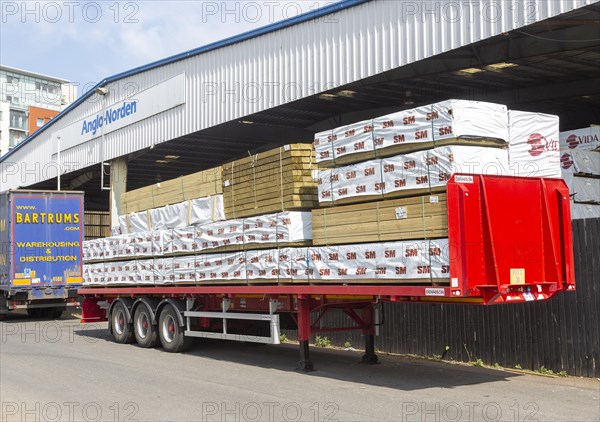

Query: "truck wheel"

xmin=158 ymin=304 xmax=191 ymax=353
xmin=134 ymin=304 xmax=160 ymax=348
xmin=111 ymin=302 xmax=134 ymax=344
xmin=27 ymin=308 xmax=42 ymax=318
xmin=45 ymin=308 xmax=64 ymax=319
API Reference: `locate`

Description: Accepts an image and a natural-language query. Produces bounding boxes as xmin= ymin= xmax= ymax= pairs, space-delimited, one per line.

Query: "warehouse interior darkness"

xmin=22 ymin=2 xmax=600 ymax=215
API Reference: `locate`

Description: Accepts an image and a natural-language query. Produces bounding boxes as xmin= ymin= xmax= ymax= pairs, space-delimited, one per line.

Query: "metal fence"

xmin=291 ymin=218 xmax=599 ymax=378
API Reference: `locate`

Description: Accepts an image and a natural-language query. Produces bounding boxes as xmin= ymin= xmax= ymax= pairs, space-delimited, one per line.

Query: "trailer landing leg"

xmin=361 ymin=334 xmax=379 ymax=364
xmin=297 ymin=296 xmax=314 ymax=372
xmin=361 ymin=305 xmax=378 ymax=364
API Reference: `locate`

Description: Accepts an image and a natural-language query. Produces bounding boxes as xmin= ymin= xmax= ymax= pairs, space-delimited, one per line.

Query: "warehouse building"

xmin=0 ymin=0 xmax=598 ymax=228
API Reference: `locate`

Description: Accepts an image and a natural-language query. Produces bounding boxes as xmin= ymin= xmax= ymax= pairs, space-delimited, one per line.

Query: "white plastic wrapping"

xmin=318 ymin=146 xmax=509 ymax=204
xmin=150 ymin=201 xmax=189 ymax=230
xmin=381 ymin=151 xmax=429 ymax=196
xmin=246 ymin=249 xmax=280 ymax=280
xmin=190 ymin=195 xmax=225 ymax=225
xmin=332 ymin=160 xmax=384 ymax=202
xmin=172 ymin=227 xmax=197 ymax=254
xmin=173 ymin=255 xmax=197 ymax=284
xmin=560 ymin=126 xmax=600 ymax=152
xmin=571 ymin=203 xmax=600 ymax=220
xmin=560 ymin=150 xmax=600 ymax=177
xmin=373 ymin=105 xmax=433 ymax=150
xmin=569 ymin=177 xmax=600 ymax=204
xmin=196 ymin=251 xmax=246 ymax=283
xmin=332 ymin=119 xmax=375 ymax=161
xmin=137 ymin=260 xmax=155 ymax=285
xmin=433 ymin=100 xmax=509 ymax=142
xmin=317 ymin=168 xmax=334 ymax=204
xmin=128 ymin=211 xmax=150 ymax=233
xmin=83 ymin=239 xmax=452 ymax=286
xmin=115 ymin=215 xmax=128 ymax=235
xmin=315 ymin=100 xmax=509 ymax=164
xmin=314 ymin=129 xmax=335 ymax=164
xmin=430 ymin=145 xmax=509 ymax=188
xmin=83 ymin=211 xmax=313 ymax=262
xmin=508 ymin=110 xmax=561 ymax=178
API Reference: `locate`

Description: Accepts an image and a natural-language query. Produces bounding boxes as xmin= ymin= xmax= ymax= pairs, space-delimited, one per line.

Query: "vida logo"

xmin=560 ymin=153 xmax=573 ymax=170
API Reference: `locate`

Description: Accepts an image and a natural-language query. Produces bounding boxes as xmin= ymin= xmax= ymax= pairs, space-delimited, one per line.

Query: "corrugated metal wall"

xmin=284 ymin=218 xmax=599 ymax=378
xmin=0 ymin=0 xmax=593 ymax=190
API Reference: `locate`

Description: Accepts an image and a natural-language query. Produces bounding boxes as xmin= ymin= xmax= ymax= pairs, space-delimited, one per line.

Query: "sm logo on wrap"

xmin=561 ymin=153 xmax=574 ymax=170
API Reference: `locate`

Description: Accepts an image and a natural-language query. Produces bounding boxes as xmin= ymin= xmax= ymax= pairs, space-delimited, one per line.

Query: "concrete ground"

xmin=1 ymin=312 xmax=598 ymax=422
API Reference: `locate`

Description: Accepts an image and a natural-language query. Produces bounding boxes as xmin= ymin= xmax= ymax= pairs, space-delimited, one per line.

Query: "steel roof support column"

xmin=109 ymin=157 xmax=128 ymax=235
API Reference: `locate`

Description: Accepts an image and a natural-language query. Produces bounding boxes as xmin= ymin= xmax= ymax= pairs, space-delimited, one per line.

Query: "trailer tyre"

xmin=134 ymin=304 xmax=160 ymax=348
xmin=111 ymin=302 xmax=135 ymax=344
xmin=158 ymin=304 xmax=190 ymax=353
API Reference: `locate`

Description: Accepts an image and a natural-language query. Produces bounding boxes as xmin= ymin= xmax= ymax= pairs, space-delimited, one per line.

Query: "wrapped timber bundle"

xmin=559 ymin=126 xmax=600 ymax=219
xmin=317 ymin=145 xmax=509 ymax=205
xmin=83 ymin=211 xmax=313 ymax=262
xmin=314 ymin=99 xmax=509 ymax=167
xmin=82 ymin=238 xmax=450 ymax=286
xmin=222 ymin=144 xmax=318 ymax=219
xmin=507 ymin=111 xmax=561 ymax=179
xmin=120 ymin=166 xmax=222 ymax=214
xmin=120 ymin=195 xmax=226 ymax=234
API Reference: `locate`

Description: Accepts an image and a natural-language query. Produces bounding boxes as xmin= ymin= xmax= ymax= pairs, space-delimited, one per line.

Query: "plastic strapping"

xmin=279 ymin=147 xmax=285 ymax=212
xmin=213 ymin=167 xmax=218 ymax=196
xmin=371 ymin=118 xmax=377 ymax=158
xmin=421 ymin=196 xmax=427 ymax=240
xmin=431 ymin=103 xmax=437 ymax=148
xmin=231 ymin=161 xmax=235 ymax=219
xmin=427 ymin=150 xmax=433 ymax=195
xmin=323 ymin=208 xmax=327 ymax=245
xmin=251 ymin=152 xmax=258 ymax=210
xmin=427 ymin=239 xmax=434 ymax=284
xmin=376 ymin=202 xmax=381 ymax=242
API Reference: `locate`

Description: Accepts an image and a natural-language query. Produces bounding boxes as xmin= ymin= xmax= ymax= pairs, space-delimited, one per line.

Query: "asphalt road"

xmin=1 ymin=312 xmax=598 ymax=422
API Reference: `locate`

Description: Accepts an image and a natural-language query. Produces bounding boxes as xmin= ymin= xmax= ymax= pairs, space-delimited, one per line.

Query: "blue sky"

xmin=1 ymin=1 xmax=337 ymax=97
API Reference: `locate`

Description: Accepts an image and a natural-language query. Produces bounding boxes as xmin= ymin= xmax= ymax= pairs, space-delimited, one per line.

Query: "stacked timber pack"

xmin=311 ymin=100 xmax=562 ymax=285
xmin=221 ymin=144 xmax=318 ymax=218
xmin=559 ymin=126 xmax=600 ymax=219
xmin=120 ymin=167 xmax=222 ymax=214
xmin=82 ymin=100 xmax=564 ymax=288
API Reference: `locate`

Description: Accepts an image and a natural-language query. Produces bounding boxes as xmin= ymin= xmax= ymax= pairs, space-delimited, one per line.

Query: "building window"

xmin=9 ymin=110 xmax=27 ymax=130
xmin=7 ymin=75 xmax=19 ymax=84
xmin=9 ymin=130 xmax=24 ymax=147
xmin=36 ymin=117 xmax=44 ymax=127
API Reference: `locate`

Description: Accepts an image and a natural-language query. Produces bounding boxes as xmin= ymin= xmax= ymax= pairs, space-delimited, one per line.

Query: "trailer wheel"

xmin=134 ymin=303 xmax=160 ymax=348
xmin=158 ymin=304 xmax=190 ymax=353
xmin=111 ymin=302 xmax=135 ymax=344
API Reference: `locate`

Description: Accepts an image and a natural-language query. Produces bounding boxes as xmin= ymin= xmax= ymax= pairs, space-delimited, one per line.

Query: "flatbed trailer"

xmin=79 ymin=175 xmax=575 ymax=370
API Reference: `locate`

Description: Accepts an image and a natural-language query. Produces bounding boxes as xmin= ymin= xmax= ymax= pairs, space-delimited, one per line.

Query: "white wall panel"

xmin=1 ymin=0 xmax=593 ymax=190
